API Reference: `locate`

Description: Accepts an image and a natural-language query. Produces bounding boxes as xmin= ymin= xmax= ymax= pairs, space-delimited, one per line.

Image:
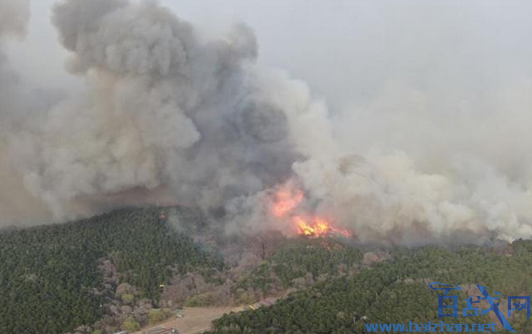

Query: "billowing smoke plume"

xmin=0 ymin=0 xmax=530 ymax=245
xmin=1 ymin=0 xmax=332 ymax=224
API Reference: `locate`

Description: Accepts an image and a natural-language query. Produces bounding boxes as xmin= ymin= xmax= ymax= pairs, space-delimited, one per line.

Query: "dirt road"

xmin=132 ymin=306 xmax=243 ymax=334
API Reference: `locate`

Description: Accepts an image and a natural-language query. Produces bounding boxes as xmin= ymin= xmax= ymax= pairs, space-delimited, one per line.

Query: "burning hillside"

xmin=270 ymin=182 xmax=351 ymax=238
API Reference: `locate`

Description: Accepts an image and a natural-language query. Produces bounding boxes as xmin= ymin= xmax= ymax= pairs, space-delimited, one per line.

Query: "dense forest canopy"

xmin=1 ymin=207 xmax=531 ymax=334
xmin=208 ymin=241 xmax=532 ymax=334
xmin=0 ymin=207 xmax=222 ymax=334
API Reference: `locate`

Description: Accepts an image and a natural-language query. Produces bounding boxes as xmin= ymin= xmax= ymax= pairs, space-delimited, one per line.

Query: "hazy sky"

xmin=7 ymin=0 xmax=531 ymax=109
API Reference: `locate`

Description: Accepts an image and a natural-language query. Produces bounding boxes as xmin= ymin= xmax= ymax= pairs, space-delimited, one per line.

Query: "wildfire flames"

xmin=272 ymin=186 xmax=304 ymax=217
xmin=271 ymin=183 xmax=350 ymax=238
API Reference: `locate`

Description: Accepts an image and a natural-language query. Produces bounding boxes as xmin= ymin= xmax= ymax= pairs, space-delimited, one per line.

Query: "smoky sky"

xmin=1 ymin=0 xmax=531 ymax=245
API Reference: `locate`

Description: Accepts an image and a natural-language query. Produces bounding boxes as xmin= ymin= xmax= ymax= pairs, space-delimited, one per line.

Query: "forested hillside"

xmin=209 ymin=240 xmax=532 ymax=334
xmin=0 ymin=207 xmax=222 ymax=334
xmin=2 ymin=207 xmax=531 ymax=334
xmin=234 ymin=238 xmax=363 ymax=299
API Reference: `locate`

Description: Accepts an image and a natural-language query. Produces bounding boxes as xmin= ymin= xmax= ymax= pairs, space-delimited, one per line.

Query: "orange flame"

xmin=293 ymin=216 xmax=350 ymax=238
xmin=271 ymin=182 xmax=351 ymax=238
xmin=272 ymin=185 xmax=304 ymax=217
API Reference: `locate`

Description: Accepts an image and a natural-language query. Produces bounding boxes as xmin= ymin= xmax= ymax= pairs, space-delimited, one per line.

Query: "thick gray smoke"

xmin=0 ymin=0 xmax=530 ymax=245
xmin=1 ymin=0 xmax=332 ymax=224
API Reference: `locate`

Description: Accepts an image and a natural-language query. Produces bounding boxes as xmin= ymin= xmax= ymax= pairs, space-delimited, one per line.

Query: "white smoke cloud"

xmin=0 ymin=0 xmax=530 ymax=245
xmin=0 ymin=0 xmax=56 ymax=225
xmin=292 ymin=151 xmax=532 ymax=245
